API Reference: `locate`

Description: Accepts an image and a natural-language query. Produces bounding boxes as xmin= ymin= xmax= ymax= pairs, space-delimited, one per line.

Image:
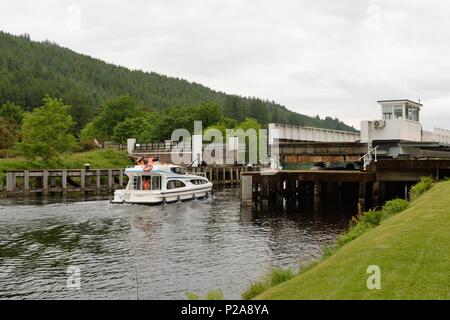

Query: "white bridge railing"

xmin=434 ymin=128 xmax=450 ymax=144
xmin=360 ymin=145 xmax=379 ymax=171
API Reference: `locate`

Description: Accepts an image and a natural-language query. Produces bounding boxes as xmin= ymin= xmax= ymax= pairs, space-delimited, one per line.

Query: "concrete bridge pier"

xmin=241 ymin=175 xmax=253 ymax=207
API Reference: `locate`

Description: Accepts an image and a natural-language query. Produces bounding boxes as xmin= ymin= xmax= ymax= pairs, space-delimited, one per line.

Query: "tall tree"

xmin=157 ymin=106 xmax=194 ymax=140
xmin=224 ymin=95 xmax=241 ymax=121
xmin=79 ymin=121 xmax=100 ymax=150
xmin=113 ymin=112 xmax=161 ymax=144
xmin=93 ymin=95 xmax=138 ymax=140
xmin=63 ymin=87 xmax=98 ymax=134
xmin=248 ymin=98 xmax=269 ymax=125
xmin=0 ymin=101 xmax=24 ymax=125
xmin=0 ymin=117 xmax=19 ymax=157
xmin=19 ymin=96 xmax=77 ymax=161
xmin=192 ymin=102 xmax=223 ymax=128
xmin=235 ymin=118 xmax=262 ymax=164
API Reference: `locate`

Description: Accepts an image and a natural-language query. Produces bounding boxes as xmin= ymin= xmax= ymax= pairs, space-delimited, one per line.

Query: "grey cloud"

xmin=1 ymin=0 xmax=450 ymax=129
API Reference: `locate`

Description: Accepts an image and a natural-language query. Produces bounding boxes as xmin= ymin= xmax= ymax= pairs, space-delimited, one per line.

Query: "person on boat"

xmin=137 ymin=157 xmax=145 ymax=166
xmin=142 ymin=176 xmax=151 ymax=190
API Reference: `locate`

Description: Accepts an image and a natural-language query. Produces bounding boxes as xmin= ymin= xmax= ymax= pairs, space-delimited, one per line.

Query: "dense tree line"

xmin=0 ymin=96 xmax=264 ymax=161
xmin=0 ymin=31 xmax=357 ymax=136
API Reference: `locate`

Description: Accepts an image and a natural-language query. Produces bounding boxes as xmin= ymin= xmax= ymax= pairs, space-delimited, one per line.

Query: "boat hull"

xmin=111 ymin=184 xmax=213 ymax=205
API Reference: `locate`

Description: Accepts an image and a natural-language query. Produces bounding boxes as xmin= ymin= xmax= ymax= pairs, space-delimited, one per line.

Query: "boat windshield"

xmin=170 ymin=167 xmax=187 ymax=175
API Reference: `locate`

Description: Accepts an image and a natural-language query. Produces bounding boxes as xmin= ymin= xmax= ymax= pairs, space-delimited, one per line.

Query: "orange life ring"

xmin=143 ymin=164 xmax=153 ymax=172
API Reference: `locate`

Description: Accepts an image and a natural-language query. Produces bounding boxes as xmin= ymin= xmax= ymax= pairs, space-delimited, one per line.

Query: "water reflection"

xmin=0 ymin=188 xmax=351 ymax=299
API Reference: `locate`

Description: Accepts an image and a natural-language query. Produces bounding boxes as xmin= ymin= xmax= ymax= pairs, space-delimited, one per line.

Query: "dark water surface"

xmin=0 ymin=188 xmax=352 ymax=299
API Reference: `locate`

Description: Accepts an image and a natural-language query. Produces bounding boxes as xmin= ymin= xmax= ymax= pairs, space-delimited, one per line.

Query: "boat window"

xmin=134 ymin=176 xmax=161 ymax=190
xmin=133 ymin=176 xmax=142 ymax=190
xmin=170 ymin=167 xmax=187 ymax=175
xmin=151 ymin=176 xmax=161 ymax=190
xmin=166 ymin=180 xmax=186 ymax=190
xmin=190 ymin=179 xmax=206 ymax=185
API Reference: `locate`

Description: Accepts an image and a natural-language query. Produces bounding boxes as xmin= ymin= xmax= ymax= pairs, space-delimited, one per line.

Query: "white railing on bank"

xmin=360 ymin=145 xmax=379 ymax=171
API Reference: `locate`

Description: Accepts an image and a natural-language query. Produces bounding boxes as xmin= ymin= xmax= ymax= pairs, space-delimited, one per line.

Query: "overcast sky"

xmin=1 ymin=0 xmax=450 ymax=130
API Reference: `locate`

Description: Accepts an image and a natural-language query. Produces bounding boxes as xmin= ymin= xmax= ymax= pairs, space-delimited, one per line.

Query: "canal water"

xmin=0 ymin=188 xmax=352 ymax=299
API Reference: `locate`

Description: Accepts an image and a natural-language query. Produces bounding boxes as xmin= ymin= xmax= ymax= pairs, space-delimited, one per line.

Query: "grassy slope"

xmin=0 ymin=150 xmax=132 ymax=187
xmin=256 ymin=182 xmax=450 ymax=300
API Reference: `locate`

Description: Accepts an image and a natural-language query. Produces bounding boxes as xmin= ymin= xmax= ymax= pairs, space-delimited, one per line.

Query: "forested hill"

xmin=0 ymin=31 xmax=356 ymax=132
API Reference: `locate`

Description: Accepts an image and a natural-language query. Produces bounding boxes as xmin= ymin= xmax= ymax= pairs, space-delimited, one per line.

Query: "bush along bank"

xmin=242 ymin=176 xmax=436 ymax=300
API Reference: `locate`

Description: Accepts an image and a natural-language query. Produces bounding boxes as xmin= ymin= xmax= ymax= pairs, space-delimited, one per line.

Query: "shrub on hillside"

xmin=185 ymin=290 xmax=224 ymax=300
xmin=242 ymin=281 xmax=270 ymax=300
xmin=410 ymin=176 xmax=434 ymax=201
xmin=335 ymin=217 xmax=374 ymax=249
xmin=334 ymin=198 xmax=410 ymax=250
xmin=205 ymin=290 xmax=224 ymax=300
xmin=242 ymin=267 xmax=295 ymax=300
xmin=380 ymin=198 xmax=409 ymax=220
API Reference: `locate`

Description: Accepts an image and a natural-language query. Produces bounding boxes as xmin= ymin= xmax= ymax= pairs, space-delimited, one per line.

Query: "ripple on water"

xmin=0 ymin=189 xmax=351 ymax=299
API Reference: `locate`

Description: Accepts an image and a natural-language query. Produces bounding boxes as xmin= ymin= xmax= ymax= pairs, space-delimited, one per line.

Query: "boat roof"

xmin=125 ymin=164 xmax=184 ymax=174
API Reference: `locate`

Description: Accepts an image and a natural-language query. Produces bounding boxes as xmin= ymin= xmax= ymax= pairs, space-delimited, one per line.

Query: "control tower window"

xmin=394 ymin=105 xmax=403 ymax=119
xmin=406 ymin=106 xmax=420 ymax=121
xmin=412 ymin=108 xmax=419 ymax=121
xmin=382 ymin=105 xmax=393 ymax=119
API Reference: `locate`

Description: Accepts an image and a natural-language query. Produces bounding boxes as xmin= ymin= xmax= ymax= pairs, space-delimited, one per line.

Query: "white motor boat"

xmin=111 ymin=163 xmax=213 ymax=205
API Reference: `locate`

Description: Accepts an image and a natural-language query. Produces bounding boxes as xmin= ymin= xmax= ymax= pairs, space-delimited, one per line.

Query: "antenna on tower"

xmin=418 ymin=82 xmax=421 ymax=103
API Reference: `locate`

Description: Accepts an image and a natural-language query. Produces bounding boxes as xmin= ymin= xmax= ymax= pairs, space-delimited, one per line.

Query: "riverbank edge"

xmin=252 ymin=180 xmax=450 ymax=300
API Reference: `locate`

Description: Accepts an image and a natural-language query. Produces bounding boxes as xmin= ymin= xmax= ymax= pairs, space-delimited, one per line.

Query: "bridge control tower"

xmin=361 ymin=99 xmax=450 ymax=158
xmin=361 ymin=100 xmax=423 ymax=143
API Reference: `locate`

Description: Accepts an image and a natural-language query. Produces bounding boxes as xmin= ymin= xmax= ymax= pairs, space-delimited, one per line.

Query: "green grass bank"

xmin=0 ymin=149 xmax=132 ymax=189
xmin=255 ymin=181 xmax=450 ymax=300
